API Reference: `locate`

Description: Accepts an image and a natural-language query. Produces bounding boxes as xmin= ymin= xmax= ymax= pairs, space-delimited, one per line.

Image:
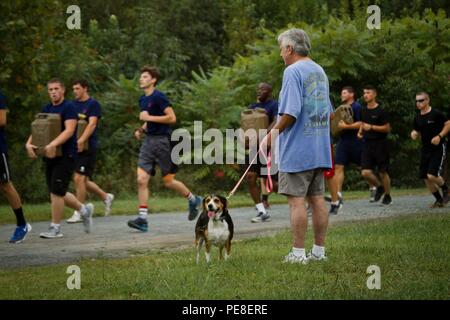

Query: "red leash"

xmin=226 ymin=141 xmax=273 ymax=199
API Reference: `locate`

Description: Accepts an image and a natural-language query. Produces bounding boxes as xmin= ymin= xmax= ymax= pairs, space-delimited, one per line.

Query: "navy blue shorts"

xmin=335 ymin=139 xmax=363 ymax=167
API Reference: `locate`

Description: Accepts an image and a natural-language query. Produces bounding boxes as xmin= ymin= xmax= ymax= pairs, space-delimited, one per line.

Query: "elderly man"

xmin=263 ymin=28 xmax=333 ymax=264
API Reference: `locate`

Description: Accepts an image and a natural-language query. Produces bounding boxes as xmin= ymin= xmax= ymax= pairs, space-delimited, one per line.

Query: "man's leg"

xmin=308 ymin=195 xmax=329 ymax=247
xmin=247 ymin=172 xmax=261 ymax=204
xmin=162 ymin=173 xmax=202 ymax=221
xmin=137 ymin=167 xmax=150 ymax=212
xmin=287 ymin=196 xmax=308 ymax=249
xmin=74 ymin=173 xmax=88 ymax=203
xmin=86 ymin=179 xmax=108 ymax=201
xmin=379 ymin=171 xmax=391 ymax=195
xmin=335 ymin=165 xmax=345 ymax=194
xmin=50 ymin=193 xmax=66 ymax=225
xmin=1 ymin=181 xmax=31 ymax=243
xmin=361 ymin=169 xmax=380 ymax=187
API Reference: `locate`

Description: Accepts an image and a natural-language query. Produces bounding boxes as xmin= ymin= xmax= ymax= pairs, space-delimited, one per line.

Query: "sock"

xmin=255 ymin=202 xmax=266 ymax=214
xmin=79 ymin=205 xmax=87 ymax=216
xmin=186 ymin=192 xmax=195 ymax=202
xmin=432 ymin=191 xmax=443 ymax=202
xmin=139 ymin=205 xmax=148 ymax=218
xmin=262 ymin=194 xmax=268 ymax=201
xmin=13 ymin=207 xmax=26 ymax=227
xmin=292 ymin=247 xmax=306 ymax=257
xmin=331 ymin=201 xmax=339 ymax=206
xmin=50 ymin=223 xmax=60 ymax=229
xmin=312 ymin=244 xmax=325 ymax=257
xmin=440 ymin=183 xmax=448 ymax=194
xmin=337 ymin=191 xmax=342 ymax=198
xmin=370 ymin=186 xmax=377 ymax=191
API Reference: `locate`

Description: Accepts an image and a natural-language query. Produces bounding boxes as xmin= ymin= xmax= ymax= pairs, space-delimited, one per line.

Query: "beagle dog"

xmin=195 ymin=195 xmax=234 ymax=263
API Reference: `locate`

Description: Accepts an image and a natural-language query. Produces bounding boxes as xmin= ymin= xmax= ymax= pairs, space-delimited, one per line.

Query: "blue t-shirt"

xmin=139 ymin=90 xmax=172 ymax=136
xmin=339 ymin=101 xmax=363 ymax=141
xmin=0 ymin=92 xmax=7 ymax=154
xmin=248 ymin=99 xmax=279 ymax=124
xmin=41 ymin=99 xmax=78 ymax=158
xmin=277 ymin=60 xmax=333 ymax=173
xmin=73 ymin=97 xmax=102 ymax=150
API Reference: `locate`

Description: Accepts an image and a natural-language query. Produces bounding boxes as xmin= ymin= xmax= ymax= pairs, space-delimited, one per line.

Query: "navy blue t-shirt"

xmin=340 ymin=101 xmax=363 ymax=141
xmin=73 ymin=97 xmax=102 ymax=150
xmin=139 ymin=90 xmax=172 ymax=136
xmin=248 ymin=99 xmax=278 ymax=124
xmin=41 ymin=99 xmax=78 ymax=157
xmin=0 ymin=92 xmax=7 ymax=154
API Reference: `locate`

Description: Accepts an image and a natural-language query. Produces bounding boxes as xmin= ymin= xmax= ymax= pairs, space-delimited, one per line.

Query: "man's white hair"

xmin=277 ymin=28 xmax=311 ymax=57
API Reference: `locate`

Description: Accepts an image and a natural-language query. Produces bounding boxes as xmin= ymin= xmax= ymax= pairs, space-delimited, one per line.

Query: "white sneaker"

xmin=104 ymin=193 xmax=114 ymax=216
xmin=81 ymin=203 xmax=94 ymax=233
xmin=40 ymin=225 xmax=63 ymax=239
xmin=283 ymin=251 xmax=308 ymax=264
xmin=306 ymin=251 xmax=328 ymax=262
xmin=67 ymin=211 xmax=83 ymax=223
xmin=251 ymin=212 xmax=271 ymax=223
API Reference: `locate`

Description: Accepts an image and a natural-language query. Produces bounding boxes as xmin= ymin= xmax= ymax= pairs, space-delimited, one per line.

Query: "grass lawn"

xmin=0 ymin=212 xmax=448 ymax=299
xmin=0 ymin=188 xmax=427 ymax=225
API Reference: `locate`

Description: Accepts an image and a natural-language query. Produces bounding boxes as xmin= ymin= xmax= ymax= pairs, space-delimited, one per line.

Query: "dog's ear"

xmin=218 ymin=195 xmax=228 ymax=212
xmin=202 ymin=196 xmax=208 ymax=212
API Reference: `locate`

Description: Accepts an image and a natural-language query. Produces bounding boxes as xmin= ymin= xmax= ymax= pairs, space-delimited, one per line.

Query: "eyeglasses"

xmin=415 ymin=99 xmax=426 ymax=103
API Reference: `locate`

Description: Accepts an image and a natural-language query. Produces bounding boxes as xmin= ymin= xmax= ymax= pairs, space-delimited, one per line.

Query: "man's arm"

xmin=262 ymin=113 xmax=296 ymax=147
xmin=44 ymin=119 xmax=77 ymax=158
xmin=0 ymin=109 xmax=6 ymax=127
xmin=139 ymin=107 xmax=176 ymax=124
xmin=431 ymin=119 xmax=450 ymax=146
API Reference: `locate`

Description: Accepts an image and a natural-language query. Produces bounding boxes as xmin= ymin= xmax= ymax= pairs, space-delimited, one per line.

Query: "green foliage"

xmin=0 ymin=1 xmax=449 ymax=203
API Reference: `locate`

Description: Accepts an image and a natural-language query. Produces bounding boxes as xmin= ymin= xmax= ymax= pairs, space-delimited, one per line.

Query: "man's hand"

xmin=77 ymin=139 xmax=86 ymax=153
xmin=259 ymin=131 xmax=272 ymax=152
xmin=26 ymin=143 xmax=38 ymax=159
xmin=338 ymin=120 xmax=348 ymax=129
xmin=44 ymin=143 xmax=57 ymax=159
xmin=362 ymin=123 xmax=372 ymax=131
xmin=411 ymin=130 xmax=419 ymax=140
xmin=134 ymin=128 xmax=144 ymax=140
xmin=431 ymin=135 xmax=441 ymax=146
xmin=357 ymin=130 xmax=364 ymax=140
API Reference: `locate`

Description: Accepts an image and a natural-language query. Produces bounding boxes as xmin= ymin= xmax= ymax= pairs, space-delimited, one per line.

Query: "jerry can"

xmin=31 ymin=113 xmax=62 ymax=156
xmin=77 ymin=118 xmax=89 ymax=151
xmin=240 ymin=108 xmax=269 ymax=132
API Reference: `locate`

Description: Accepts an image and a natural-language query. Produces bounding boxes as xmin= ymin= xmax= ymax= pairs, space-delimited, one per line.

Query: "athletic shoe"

xmin=430 ymin=200 xmax=444 ymax=208
xmin=188 ymin=195 xmax=202 ymax=221
xmin=306 ymin=251 xmax=328 ymax=262
xmin=104 ymin=193 xmax=115 ymax=216
xmin=325 ymin=194 xmax=343 ymax=205
xmin=127 ymin=217 xmax=148 ymax=232
xmin=381 ymin=194 xmax=392 ymax=205
xmin=283 ymin=251 xmax=308 ymax=264
xmin=329 ymin=204 xmax=340 ymax=215
xmin=370 ymin=188 xmax=377 ymax=202
xmin=40 ymin=225 xmax=63 ymax=239
xmin=67 ymin=211 xmax=83 ymax=223
xmin=251 ymin=212 xmax=271 ymax=223
xmin=374 ymin=186 xmax=385 ymax=202
xmin=9 ymin=223 xmax=32 ymax=244
xmin=81 ymin=203 xmax=94 ymax=233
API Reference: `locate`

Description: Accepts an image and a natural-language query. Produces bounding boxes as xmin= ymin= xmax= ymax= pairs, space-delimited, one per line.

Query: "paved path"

xmin=0 ymin=195 xmax=447 ymax=269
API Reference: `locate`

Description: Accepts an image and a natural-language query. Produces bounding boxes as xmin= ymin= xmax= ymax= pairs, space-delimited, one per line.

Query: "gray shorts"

xmin=278 ymin=169 xmax=325 ymax=197
xmin=138 ymin=135 xmax=177 ymax=177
